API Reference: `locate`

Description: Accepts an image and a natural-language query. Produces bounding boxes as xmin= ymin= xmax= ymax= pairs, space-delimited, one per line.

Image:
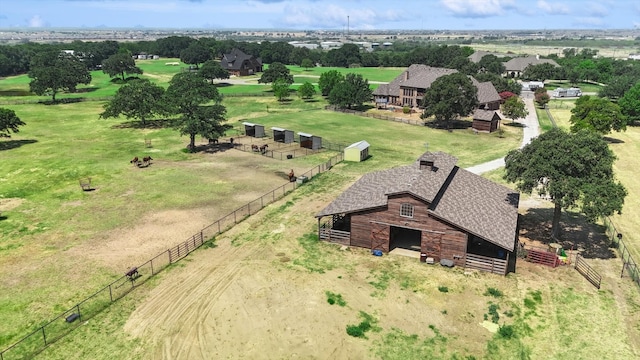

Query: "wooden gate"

xmin=526 ymin=249 xmax=559 ymax=268
xmin=575 ymin=255 xmax=601 ymax=289
xmin=371 ymin=223 xmax=390 ymax=252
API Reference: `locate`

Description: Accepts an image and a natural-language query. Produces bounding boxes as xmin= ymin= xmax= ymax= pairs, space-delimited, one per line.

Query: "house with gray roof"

xmin=504 ymin=55 xmax=559 ymax=78
xmin=373 ymin=64 xmax=502 ymax=111
xmin=316 ymin=151 xmax=520 ymax=275
xmin=220 ymin=48 xmax=262 ymax=77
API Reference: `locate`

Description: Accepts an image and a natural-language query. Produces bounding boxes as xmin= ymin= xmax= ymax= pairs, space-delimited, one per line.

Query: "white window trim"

xmin=400 ymin=203 xmax=414 ymax=218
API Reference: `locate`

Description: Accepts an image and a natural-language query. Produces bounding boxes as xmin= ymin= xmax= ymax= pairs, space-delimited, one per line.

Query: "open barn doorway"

xmin=390 ymin=226 xmax=421 ymax=252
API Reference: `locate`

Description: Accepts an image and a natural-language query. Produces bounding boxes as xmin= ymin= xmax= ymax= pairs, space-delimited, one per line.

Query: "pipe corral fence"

xmin=0 ymin=152 xmax=344 ymax=360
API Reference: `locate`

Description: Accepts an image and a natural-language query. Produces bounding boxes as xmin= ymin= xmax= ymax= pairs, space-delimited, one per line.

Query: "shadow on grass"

xmin=504 ymin=121 xmax=525 ymax=128
xmin=187 ymin=142 xmax=236 ymax=154
xmin=111 ymin=118 xmax=176 ymax=129
xmin=423 ymin=119 xmax=473 ymax=130
xmin=0 ymin=139 xmax=37 ymax=151
xmin=519 ymin=206 xmax=615 ymax=259
xmin=39 ymin=98 xmax=84 ymax=105
xmin=603 ymin=136 xmax=625 ymax=144
xmin=0 ymin=215 xmax=7 ymax=221
xmin=74 ymin=87 xmax=98 ymax=93
xmin=0 ymin=89 xmax=33 ymax=96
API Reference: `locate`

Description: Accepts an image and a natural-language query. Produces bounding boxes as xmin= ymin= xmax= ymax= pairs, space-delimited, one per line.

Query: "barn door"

xmin=371 ymin=223 xmax=390 ymax=253
xmin=424 ymin=233 xmax=442 ymax=261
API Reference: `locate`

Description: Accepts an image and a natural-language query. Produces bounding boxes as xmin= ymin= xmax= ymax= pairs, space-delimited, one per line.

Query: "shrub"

xmin=438 ymin=286 xmax=449 ymax=293
xmin=498 ymin=325 xmax=516 ymax=339
xmin=325 ymin=291 xmax=347 ymax=307
xmin=484 ymin=287 xmax=503 ymax=298
xmin=346 ymin=324 xmax=366 ymax=338
xmin=402 ymin=106 xmax=411 ymax=114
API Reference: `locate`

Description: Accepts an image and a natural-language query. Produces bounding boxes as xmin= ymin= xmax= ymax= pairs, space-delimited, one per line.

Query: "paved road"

xmin=465 ymin=91 xmax=539 ymax=175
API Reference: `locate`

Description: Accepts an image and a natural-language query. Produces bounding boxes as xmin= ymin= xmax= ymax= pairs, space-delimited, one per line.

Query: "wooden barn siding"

xmin=473 ymin=120 xmax=494 ymax=132
xmin=422 ymin=215 xmax=468 ymax=267
xmin=348 ymin=194 xmax=467 ymax=264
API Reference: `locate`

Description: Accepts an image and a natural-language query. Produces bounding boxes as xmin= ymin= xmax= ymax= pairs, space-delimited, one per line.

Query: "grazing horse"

xmin=251 ymin=144 xmax=260 ymax=152
xmin=260 ymin=144 xmax=269 ymax=154
xmin=130 ymin=156 xmax=139 ymax=165
xmin=139 ymin=156 xmax=153 ymax=167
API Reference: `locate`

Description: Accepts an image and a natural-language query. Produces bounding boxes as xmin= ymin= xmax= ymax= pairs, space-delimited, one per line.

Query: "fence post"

xmin=150 ymin=258 xmax=154 ymax=275
xmin=76 ymin=304 xmax=81 ymax=321
xmin=248 ymin=202 xmax=251 ymax=215
xmin=42 ymin=327 xmax=47 ymax=346
xmin=109 ymin=284 xmax=113 ymax=302
xmin=168 ymin=249 xmax=172 ymax=264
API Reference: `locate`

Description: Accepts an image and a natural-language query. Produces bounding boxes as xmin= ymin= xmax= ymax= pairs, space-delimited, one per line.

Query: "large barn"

xmin=316 ymin=152 xmax=520 ymax=275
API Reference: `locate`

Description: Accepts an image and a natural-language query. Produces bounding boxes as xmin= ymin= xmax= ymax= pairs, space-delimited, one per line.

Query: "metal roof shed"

xmin=242 ymin=122 xmax=265 ymax=138
xmin=298 ymin=132 xmax=322 ymax=150
xmin=344 ymin=140 xmax=370 ymax=162
xmin=272 ymin=127 xmax=295 ymax=144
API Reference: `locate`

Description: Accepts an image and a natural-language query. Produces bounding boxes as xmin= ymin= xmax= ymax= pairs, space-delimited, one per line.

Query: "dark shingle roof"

xmin=475 ymin=81 xmax=501 ymax=105
xmin=220 ymin=48 xmax=262 ymax=71
xmin=473 ymin=109 xmax=501 ymax=121
xmin=504 ymin=56 xmax=559 ymax=72
xmin=430 ymin=168 xmax=519 ymax=250
xmin=467 ymin=51 xmax=506 ymax=63
xmin=373 ymin=64 xmax=456 ymax=96
xmin=373 ymin=64 xmax=500 ymax=106
xmin=317 ymin=151 xmax=519 ymax=250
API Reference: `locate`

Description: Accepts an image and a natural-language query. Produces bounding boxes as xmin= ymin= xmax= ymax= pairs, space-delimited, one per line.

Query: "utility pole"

xmin=347 ymin=15 xmax=349 ymax=39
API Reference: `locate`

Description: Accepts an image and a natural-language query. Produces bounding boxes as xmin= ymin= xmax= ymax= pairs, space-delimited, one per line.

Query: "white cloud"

xmin=536 ymin=0 xmax=570 ymax=15
xmin=28 ymin=15 xmax=46 ymax=27
xmin=278 ymin=3 xmax=404 ymax=29
xmin=440 ymin=0 xmax=516 ymax=18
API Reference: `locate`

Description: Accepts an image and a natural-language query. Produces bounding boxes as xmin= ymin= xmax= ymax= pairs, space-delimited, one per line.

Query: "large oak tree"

xmin=165 ymin=72 xmax=229 ymax=151
xmin=569 ymin=95 xmax=627 ymax=135
xmin=99 ymin=78 xmax=165 ymax=126
xmin=28 ymin=50 xmax=91 ymax=102
xmin=505 ymin=128 xmax=627 ymax=240
xmin=101 ymin=52 xmax=143 ymax=81
xmin=327 ymin=73 xmax=372 ymax=110
xmin=422 ymin=72 xmax=478 ymax=130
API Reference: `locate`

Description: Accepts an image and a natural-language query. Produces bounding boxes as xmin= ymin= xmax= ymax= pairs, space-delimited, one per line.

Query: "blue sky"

xmin=0 ymin=0 xmax=638 ymax=30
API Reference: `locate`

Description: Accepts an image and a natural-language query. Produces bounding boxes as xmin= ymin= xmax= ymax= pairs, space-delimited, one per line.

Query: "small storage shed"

xmin=242 ymin=122 xmax=265 ymax=138
xmin=344 ymin=140 xmax=370 ymax=162
xmin=472 ymin=109 xmax=501 ymax=133
xmin=272 ymin=127 xmax=295 ymax=143
xmin=298 ymin=132 xmax=322 ymax=150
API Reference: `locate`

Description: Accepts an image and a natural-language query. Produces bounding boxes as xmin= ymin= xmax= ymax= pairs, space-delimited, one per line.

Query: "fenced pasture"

xmin=1 ymin=151 xmax=344 ymax=360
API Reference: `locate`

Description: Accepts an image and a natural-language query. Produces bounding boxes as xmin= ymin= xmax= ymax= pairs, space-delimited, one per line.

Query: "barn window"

xmin=400 ymin=203 xmax=414 ymax=218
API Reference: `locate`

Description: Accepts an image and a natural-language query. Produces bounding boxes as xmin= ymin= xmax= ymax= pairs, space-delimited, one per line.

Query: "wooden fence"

xmin=0 ymin=152 xmax=343 ymax=360
xmin=318 ymin=227 xmax=350 ymax=246
xmin=575 ymin=255 xmax=602 ymax=289
xmin=464 ymin=254 xmax=508 ymax=275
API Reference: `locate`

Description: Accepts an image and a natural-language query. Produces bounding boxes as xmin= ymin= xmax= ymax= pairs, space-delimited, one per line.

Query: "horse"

xmin=288 ymin=169 xmax=296 ymax=182
xmin=138 ymin=156 xmax=153 ymax=167
xmin=209 ymin=138 xmax=218 ymax=144
xmin=130 ymin=156 xmax=139 ymax=165
xmin=537 ymin=177 xmax=551 ymax=200
xmin=251 ymin=144 xmax=260 ymax=152
xmin=260 ymin=144 xmax=269 ymax=154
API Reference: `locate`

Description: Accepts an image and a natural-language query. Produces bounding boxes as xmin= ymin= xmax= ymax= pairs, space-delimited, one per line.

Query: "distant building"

xmin=467 ymin=50 xmax=507 ymax=63
xmin=504 ymin=55 xmax=560 ymax=78
xmin=629 ymin=54 xmax=640 ymax=60
xmin=220 ymin=48 xmax=263 ymax=77
xmin=320 ymin=41 xmax=343 ymax=50
xmin=289 ymin=41 xmax=319 ymax=50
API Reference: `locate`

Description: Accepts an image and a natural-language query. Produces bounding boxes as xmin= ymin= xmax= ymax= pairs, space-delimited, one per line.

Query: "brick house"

xmin=373 ymin=64 xmax=501 ymax=111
